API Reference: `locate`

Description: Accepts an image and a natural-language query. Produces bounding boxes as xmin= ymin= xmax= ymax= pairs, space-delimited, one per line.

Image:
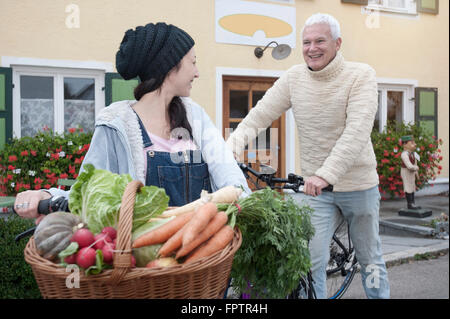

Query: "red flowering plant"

xmin=0 ymin=127 xmax=92 ymax=196
xmin=371 ymin=121 xmax=444 ymax=200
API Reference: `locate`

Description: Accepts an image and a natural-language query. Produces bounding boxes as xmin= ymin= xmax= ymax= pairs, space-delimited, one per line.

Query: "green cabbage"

xmin=131 ymin=217 xmax=175 ymax=267
xmin=68 ymin=164 xmax=170 ymax=234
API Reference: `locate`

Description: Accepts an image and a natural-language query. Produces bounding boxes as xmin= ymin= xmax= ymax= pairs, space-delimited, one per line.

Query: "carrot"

xmin=176 ymin=210 xmax=228 ymax=259
xmin=158 ymin=224 xmax=186 ymax=257
xmin=161 ymin=186 xmax=243 ymax=218
xmin=184 ymin=225 xmax=234 ymax=264
xmin=132 ymin=210 xmax=194 ymax=248
xmin=182 ymin=202 xmax=218 ymax=247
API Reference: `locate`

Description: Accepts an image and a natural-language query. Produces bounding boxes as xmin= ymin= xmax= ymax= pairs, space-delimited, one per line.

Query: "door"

xmin=223 ymin=76 xmax=285 ymax=190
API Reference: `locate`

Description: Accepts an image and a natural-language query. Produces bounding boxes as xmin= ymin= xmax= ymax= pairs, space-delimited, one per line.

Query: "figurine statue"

xmin=400 ymin=135 xmax=421 ymax=210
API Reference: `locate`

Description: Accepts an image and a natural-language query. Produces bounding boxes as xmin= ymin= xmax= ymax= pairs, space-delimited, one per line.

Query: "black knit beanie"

xmin=115 ymin=22 xmax=195 ymax=82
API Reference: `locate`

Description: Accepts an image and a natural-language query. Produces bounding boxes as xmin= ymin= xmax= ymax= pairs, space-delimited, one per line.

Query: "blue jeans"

xmin=290 ymin=186 xmax=390 ymax=299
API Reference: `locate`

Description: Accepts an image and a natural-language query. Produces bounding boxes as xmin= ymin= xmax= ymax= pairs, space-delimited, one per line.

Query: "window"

xmin=373 ymin=81 xmax=415 ymax=132
xmin=12 ymin=66 xmax=104 ymax=138
xmin=367 ymin=0 xmax=417 ymax=14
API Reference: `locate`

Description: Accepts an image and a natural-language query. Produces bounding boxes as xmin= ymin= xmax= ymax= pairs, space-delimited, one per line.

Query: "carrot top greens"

xmin=219 ymin=187 xmax=315 ymax=299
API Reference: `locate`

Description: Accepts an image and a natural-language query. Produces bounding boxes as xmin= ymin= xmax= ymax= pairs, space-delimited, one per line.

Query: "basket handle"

xmin=108 ymin=180 xmax=143 ymax=286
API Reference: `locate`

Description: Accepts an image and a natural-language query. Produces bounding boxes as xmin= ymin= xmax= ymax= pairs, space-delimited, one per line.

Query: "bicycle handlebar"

xmin=13 ymin=196 xmax=70 ymax=242
xmin=239 ymin=162 xmax=333 ymax=193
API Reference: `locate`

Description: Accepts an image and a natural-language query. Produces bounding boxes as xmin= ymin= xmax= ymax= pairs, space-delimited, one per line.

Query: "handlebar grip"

xmin=37 ymin=198 xmax=52 ymax=215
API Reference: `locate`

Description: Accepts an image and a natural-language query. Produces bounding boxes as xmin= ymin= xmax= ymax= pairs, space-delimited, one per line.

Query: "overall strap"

xmin=132 ymin=109 xmax=153 ymax=148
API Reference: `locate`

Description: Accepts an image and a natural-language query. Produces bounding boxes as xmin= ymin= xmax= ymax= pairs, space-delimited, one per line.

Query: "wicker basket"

xmin=24 ymin=180 xmax=242 ymax=299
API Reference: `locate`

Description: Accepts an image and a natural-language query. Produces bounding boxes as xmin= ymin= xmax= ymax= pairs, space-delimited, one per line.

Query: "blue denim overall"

xmin=136 ymin=115 xmax=212 ymax=207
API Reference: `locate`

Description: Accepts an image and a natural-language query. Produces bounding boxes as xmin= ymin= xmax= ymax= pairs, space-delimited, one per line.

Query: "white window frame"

xmin=11 ymin=65 xmax=105 ymax=138
xmin=375 ymin=78 xmax=418 ymax=132
xmin=366 ymin=0 xmax=417 ymax=15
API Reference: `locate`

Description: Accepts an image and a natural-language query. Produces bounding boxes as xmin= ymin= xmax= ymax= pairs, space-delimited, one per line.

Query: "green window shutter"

xmin=417 ymin=0 xmax=439 ymax=14
xmin=104 ymin=73 xmax=139 ymax=106
xmin=0 ymin=67 xmax=13 ymax=150
xmin=415 ymin=87 xmax=438 ymax=137
xmin=341 ymin=0 xmax=369 ymax=5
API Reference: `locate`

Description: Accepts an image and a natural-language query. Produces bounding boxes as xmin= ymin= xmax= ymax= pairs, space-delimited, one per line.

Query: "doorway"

xmin=222 ymin=75 xmax=285 ymax=190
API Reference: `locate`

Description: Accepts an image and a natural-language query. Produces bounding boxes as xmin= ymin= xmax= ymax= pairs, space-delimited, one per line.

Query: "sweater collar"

xmin=307 ymin=51 xmax=344 ymax=80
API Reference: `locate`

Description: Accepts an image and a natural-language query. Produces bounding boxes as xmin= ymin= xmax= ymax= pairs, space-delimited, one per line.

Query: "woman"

xmin=14 ymin=22 xmax=250 ymax=224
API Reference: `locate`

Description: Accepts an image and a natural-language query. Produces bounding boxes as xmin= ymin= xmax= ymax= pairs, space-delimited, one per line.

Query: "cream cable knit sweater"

xmin=226 ymin=52 xmax=379 ymax=192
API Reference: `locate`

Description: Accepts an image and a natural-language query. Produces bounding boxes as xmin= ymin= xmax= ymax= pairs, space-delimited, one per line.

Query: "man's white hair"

xmin=301 ymin=13 xmax=341 ymax=40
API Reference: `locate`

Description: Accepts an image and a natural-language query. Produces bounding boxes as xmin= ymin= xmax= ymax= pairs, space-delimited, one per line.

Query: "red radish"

xmin=93 ymin=233 xmax=112 ymax=250
xmin=71 ymin=228 xmax=95 ymax=248
xmin=101 ymin=227 xmax=117 ymax=240
xmin=64 ymin=253 xmax=77 ymax=264
xmin=76 ymin=247 xmax=96 ymax=268
xmin=131 ymin=255 xmax=136 ymax=268
xmin=101 ymin=243 xmax=114 ymax=264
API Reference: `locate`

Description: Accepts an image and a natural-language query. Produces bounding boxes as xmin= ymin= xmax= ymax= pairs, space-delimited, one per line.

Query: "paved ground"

xmin=343 ymin=252 xmax=449 ymax=299
xmin=378 ymin=194 xmax=449 ymax=266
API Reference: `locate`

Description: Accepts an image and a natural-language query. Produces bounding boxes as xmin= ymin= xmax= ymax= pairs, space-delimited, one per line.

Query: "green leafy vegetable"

xmin=220 ymin=187 xmax=315 ymax=299
xmin=68 ymin=164 xmax=170 ymax=234
xmin=85 ymin=249 xmax=111 ymax=276
xmin=58 ymin=241 xmax=78 ymax=262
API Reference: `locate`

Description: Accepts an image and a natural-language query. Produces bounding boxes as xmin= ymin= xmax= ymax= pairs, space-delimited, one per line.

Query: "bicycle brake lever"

xmin=15 ymin=226 xmax=37 ymax=243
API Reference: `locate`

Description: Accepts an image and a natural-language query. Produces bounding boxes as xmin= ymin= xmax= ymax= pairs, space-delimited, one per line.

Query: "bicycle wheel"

xmin=287 ymin=272 xmax=315 ymax=299
xmin=326 ymin=220 xmax=358 ymax=299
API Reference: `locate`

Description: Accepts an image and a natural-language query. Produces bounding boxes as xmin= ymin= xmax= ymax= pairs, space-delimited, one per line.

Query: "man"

xmin=226 ymin=13 xmax=390 ymax=299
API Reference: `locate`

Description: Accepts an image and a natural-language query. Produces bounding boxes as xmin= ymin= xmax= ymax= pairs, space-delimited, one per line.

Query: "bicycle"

xmin=14 ymin=166 xmax=358 ymax=299
xmin=237 ymin=162 xmax=358 ymax=299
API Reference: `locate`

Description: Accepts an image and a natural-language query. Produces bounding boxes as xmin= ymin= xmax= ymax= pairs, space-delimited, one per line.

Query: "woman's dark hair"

xmin=134 ymin=64 xmax=193 ymax=138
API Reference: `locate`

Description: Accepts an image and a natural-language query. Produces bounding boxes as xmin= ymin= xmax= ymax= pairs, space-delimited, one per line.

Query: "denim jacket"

xmin=48 ymin=98 xmax=251 ymax=199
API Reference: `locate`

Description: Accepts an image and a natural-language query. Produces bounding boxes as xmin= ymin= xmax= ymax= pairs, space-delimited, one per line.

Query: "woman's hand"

xmin=14 ymin=190 xmax=52 ymax=224
xmin=304 ymin=176 xmax=329 ymax=197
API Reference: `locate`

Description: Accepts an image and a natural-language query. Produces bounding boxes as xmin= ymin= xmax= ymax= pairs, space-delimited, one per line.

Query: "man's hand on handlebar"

xmin=14 ymin=190 xmax=52 ymax=224
xmin=304 ymin=176 xmax=330 ymax=197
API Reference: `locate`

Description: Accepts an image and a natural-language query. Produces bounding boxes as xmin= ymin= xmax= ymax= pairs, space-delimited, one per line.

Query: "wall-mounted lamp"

xmin=254 ymin=41 xmax=292 ymax=60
